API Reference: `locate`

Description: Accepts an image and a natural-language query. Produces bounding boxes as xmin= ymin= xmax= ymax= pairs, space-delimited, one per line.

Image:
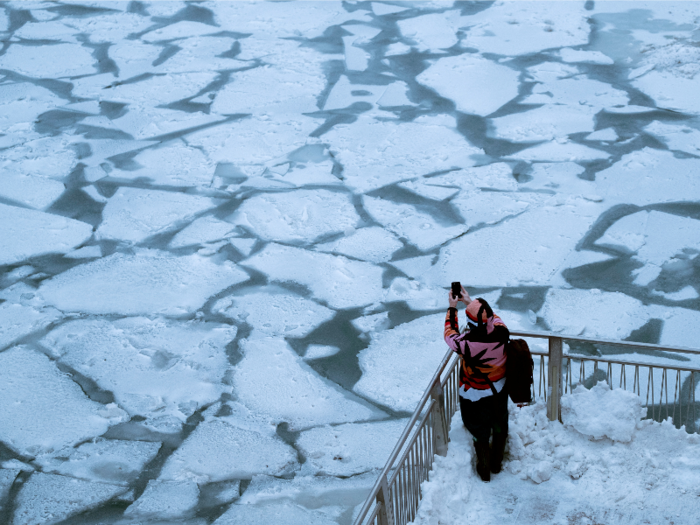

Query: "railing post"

xmin=548 ymin=337 xmax=563 ymax=422
xmin=430 ymin=380 xmax=449 ymax=456
xmin=376 ymin=476 xmax=394 ymax=525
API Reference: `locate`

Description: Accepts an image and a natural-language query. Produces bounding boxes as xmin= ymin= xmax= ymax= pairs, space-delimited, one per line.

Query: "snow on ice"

xmin=124 ymin=479 xmax=200 ymax=520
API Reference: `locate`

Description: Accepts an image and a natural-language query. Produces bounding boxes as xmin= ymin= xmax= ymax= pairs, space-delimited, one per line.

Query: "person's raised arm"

xmin=444 ymin=291 xmax=464 ymax=355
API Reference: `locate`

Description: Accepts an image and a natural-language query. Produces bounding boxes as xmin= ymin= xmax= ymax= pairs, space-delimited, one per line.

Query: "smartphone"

xmin=451 ymin=282 xmax=462 ymax=299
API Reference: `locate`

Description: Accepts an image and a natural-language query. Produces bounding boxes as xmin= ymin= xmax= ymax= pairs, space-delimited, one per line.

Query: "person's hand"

xmin=448 ymin=291 xmax=459 ymax=308
xmin=460 ymin=285 xmax=471 ymax=305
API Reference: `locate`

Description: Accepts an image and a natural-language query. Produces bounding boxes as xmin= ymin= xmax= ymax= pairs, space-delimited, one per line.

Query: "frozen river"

xmin=0 ymin=1 xmax=699 ymax=524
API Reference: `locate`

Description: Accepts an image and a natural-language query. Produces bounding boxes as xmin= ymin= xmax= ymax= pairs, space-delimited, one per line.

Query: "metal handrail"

xmin=353 ymin=330 xmax=700 ymax=525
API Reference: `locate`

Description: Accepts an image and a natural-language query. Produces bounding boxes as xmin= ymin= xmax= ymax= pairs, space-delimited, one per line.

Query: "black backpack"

xmin=505 ymin=339 xmax=534 ymax=405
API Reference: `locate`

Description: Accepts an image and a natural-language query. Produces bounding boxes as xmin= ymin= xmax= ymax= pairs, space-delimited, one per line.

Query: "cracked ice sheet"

xmin=72 ymin=71 xmax=219 ymax=106
xmin=152 ymin=36 xmax=247 ymax=75
xmin=451 ymin=190 xmax=536 ymax=231
xmin=106 ymin=142 xmax=216 ymax=187
xmin=507 ymin=140 xmax=610 ymax=163
xmin=354 ymin=313 xmax=448 ymax=413
xmin=38 ymin=439 xmax=161 ymax=486
xmin=539 ymin=288 xmax=651 ymax=341
xmin=110 ymin=105 xmax=225 ymax=141
xmin=398 ymin=10 xmax=461 ymax=51
xmin=297 ymin=419 xmax=408 ymax=477
xmin=0 ymin=204 xmax=92 ymax=266
xmin=596 ymin=210 xmax=700 ymax=287
xmin=233 ymin=337 xmax=385 ymax=430
xmin=518 ymin=162 xmax=601 ymax=201
xmin=38 ymin=251 xmax=248 ymax=316
xmin=41 ymin=317 xmax=235 ymax=428
xmin=644 ymin=121 xmax=700 ymax=157
xmin=0 ymin=43 xmax=96 ymax=78
xmin=458 ymin=2 xmax=590 ymax=56
xmin=315 ymin=227 xmax=403 ymax=264
xmin=595 ymin=148 xmax=700 ymax=207
xmin=96 ymin=187 xmax=220 ymax=244
xmin=185 ymin=114 xmax=321 ymax=178
xmin=160 ymin=418 xmax=298 ymax=482
xmin=210 ymin=1 xmax=368 ymax=39
xmin=242 ymin=244 xmax=383 ymax=309
xmin=212 ymin=288 xmax=334 ymax=338
xmin=426 ymin=199 xmax=605 ymax=288
xmin=2 ymin=136 xmax=77 ymax=181
xmin=0 ymin=346 xmax=127 ymax=458
xmin=228 ymin=189 xmax=360 ymax=245
xmin=522 ymin=74 xmax=629 ymax=108
xmin=13 ymin=473 xmax=126 ymax=525
xmin=325 ymin=114 xmax=481 ymax=193
xmin=417 ymin=54 xmax=519 ymax=117
xmin=0 ymin=172 xmax=64 ymax=210
xmin=489 ymin=104 xmax=597 ymax=143
xmin=362 ymin=196 xmax=467 ymax=252
xmin=214 ymin=502 xmax=337 ymax=525
xmin=50 ymin=11 xmax=153 ymax=44
xmin=323 ymin=76 xmax=387 ymax=111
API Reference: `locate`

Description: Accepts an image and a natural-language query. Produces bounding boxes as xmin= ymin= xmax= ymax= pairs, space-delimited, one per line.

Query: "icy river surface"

xmin=0 ymin=1 xmax=700 ymax=524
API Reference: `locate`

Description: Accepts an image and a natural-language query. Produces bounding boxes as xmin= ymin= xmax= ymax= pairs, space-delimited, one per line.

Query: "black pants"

xmin=459 ymin=388 xmax=509 ymax=443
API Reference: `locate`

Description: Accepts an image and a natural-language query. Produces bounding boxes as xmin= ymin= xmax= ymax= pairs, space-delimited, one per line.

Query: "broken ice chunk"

xmin=124 ymin=480 xmax=200 ymax=520
xmin=314 ymin=227 xmax=403 ymax=263
xmin=0 ymin=43 xmax=95 ymax=78
xmin=234 ymin=337 xmax=385 ymax=430
xmin=0 ymin=203 xmax=93 ymax=266
xmin=97 ymin=187 xmax=220 ymax=244
xmin=304 ymin=345 xmax=341 ymax=360
xmin=417 ymin=54 xmax=519 ymax=116
xmin=644 ymin=121 xmax=700 ymax=156
xmin=363 ymin=196 xmax=467 ymax=251
xmin=214 ymin=502 xmax=336 ymax=525
xmin=297 ymin=419 xmax=408 ymax=476
xmin=159 ymin=420 xmax=298 ymax=482
xmin=38 ymin=251 xmax=249 ymax=316
xmin=242 ymin=244 xmax=384 ymax=309
xmin=12 ymin=473 xmax=125 ymax=525
xmin=398 ymin=11 xmax=460 ymax=51
xmin=354 ymin=313 xmax=447 ymax=412
xmin=559 ymin=48 xmax=614 ymax=65
xmin=228 ymin=189 xmax=360 ymax=245
xmin=169 ymin=216 xmax=238 ymax=249
xmin=0 ymin=346 xmax=127 ymax=458
xmin=213 ymin=289 xmax=334 ymax=338
xmin=0 ymin=301 xmax=61 ymax=351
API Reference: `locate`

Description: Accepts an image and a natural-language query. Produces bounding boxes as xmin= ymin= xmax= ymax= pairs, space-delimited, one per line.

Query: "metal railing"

xmin=353 ymin=330 xmax=700 ymax=525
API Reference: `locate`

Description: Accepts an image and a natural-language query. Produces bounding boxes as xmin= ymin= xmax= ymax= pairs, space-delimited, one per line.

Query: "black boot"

xmin=474 ymin=440 xmax=490 ymax=482
xmin=490 ymin=432 xmax=507 ymax=474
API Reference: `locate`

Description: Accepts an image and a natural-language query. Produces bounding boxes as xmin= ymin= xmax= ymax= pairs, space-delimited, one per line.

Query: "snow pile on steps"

xmin=412 ymin=382 xmax=700 ymax=525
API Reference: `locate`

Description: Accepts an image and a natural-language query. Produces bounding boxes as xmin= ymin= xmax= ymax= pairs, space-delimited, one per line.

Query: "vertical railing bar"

xmin=608 ymin=362 xmax=613 ymax=390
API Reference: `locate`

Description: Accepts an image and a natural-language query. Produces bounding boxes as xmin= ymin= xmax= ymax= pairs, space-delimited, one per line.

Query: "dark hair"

xmin=475 ymin=298 xmax=494 ymax=319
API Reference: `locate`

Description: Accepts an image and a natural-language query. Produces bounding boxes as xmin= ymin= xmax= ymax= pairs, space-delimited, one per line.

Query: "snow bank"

xmin=561 ymin=382 xmax=646 ymax=442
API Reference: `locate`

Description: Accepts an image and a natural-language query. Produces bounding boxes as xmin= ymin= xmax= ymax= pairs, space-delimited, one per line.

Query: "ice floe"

xmin=353 ymin=313 xmax=447 ymax=412
xmin=96 ymin=187 xmax=220 ymax=244
xmin=0 ymin=42 xmax=96 ymax=78
xmin=558 ymin=48 xmax=614 ymax=65
xmin=0 ymin=83 xmax=63 ymax=129
xmin=450 ymin=190 xmax=532 ymax=230
xmin=39 ymin=250 xmax=248 ymax=315
xmin=507 ymin=140 xmax=610 ymax=162
xmin=12 ymin=473 xmax=125 ymax=525
xmin=315 ymin=227 xmax=403 ymax=263
xmin=539 ymin=288 xmax=651 ymax=340
xmin=124 ymin=480 xmax=200 ymax=520
xmin=110 ymin=105 xmax=225 ymax=141
xmin=644 ymin=121 xmax=700 ymax=156
xmin=489 ymin=104 xmax=596 ymax=143
xmin=595 ymin=148 xmax=700 ymax=206
xmin=297 ymin=419 xmax=408 ymax=476
xmin=323 ymin=76 xmax=386 ymax=111
xmin=427 ymin=198 xmax=604 ymax=287
xmin=0 ymin=300 xmax=61 ymax=351
xmin=214 ymin=501 xmax=336 ymax=525
xmin=242 ymin=244 xmax=384 ymax=309
xmin=228 ymin=189 xmax=359 ymax=244
xmin=595 ymin=210 xmax=700 ymax=286
xmin=213 ymin=288 xmax=334 ymax=338
xmin=363 ymin=196 xmax=467 ymax=251
xmin=522 ymin=75 xmax=629 ymax=108
xmin=0 ymin=204 xmax=93 ymax=266
xmin=41 ymin=317 xmax=236 ymax=426
xmin=585 ymin=127 xmax=619 ymax=142
xmin=417 ymin=54 xmax=519 ymax=116
xmin=234 ymin=337 xmax=385 ymax=430
xmin=169 ymin=216 xmax=237 ymax=249
xmin=384 ymin=277 xmax=444 ymax=311
xmin=159 ymin=419 xmax=298 ymax=482
xmin=0 ymin=346 xmax=127 ymax=457
xmin=398 ymin=11 xmax=460 ymax=51
xmin=458 ymin=2 xmax=590 ymax=56
xmin=38 ymin=439 xmax=161 ymax=486
xmin=324 ymin=114 xmax=481 ymax=193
